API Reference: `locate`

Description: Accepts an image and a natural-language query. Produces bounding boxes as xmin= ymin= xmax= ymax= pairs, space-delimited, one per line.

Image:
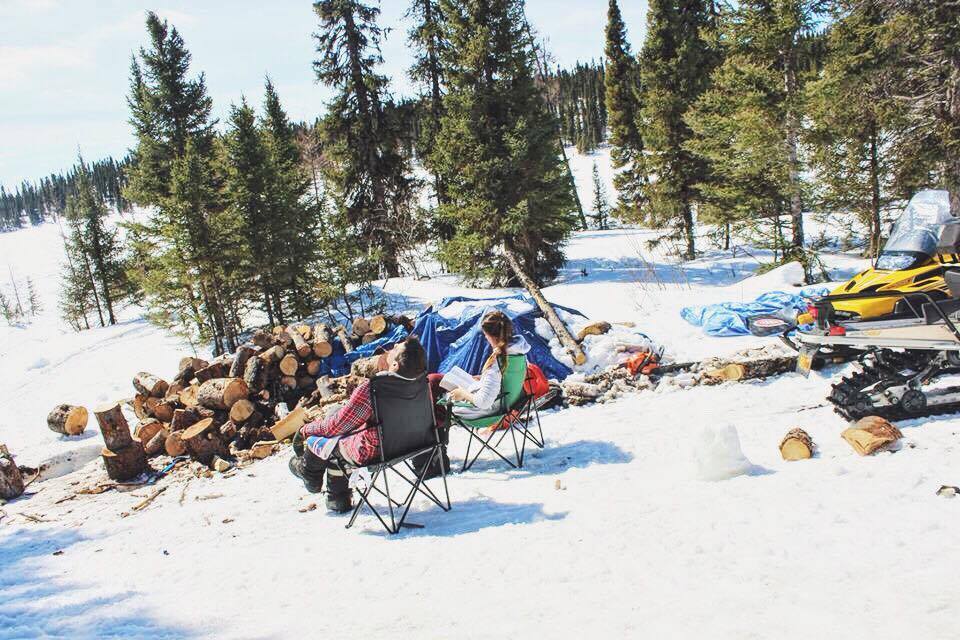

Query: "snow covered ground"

xmin=3 ymin=166 xmax=960 ymax=638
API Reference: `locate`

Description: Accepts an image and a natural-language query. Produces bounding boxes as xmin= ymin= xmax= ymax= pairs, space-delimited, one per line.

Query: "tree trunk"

xmin=869 ymin=125 xmax=883 ymax=261
xmin=46 ymin=404 xmax=89 ymax=436
xmin=783 ymin=53 xmax=805 ymax=258
xmin=101 ymin=442 xmax=148 ymax=481
xmin=682 ymin=198 xmax=696 ymax=260
xmin=503 ymin=245 xmax=586 ymax=365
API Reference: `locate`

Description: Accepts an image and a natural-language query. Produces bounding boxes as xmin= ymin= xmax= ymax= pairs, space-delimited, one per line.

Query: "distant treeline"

xmin=0 ymin=156 xmax=130 ymax=230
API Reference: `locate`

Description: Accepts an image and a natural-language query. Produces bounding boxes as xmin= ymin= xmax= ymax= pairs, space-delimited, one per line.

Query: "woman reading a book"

xmin=441 ymin=310 xmax=530 ymax=420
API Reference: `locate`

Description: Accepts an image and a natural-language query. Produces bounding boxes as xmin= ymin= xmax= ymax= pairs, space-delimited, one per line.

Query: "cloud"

xmin=0 ymin=45 xmax=93 ymax=89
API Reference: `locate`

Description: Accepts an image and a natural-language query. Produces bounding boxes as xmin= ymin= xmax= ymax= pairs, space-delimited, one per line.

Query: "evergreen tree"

xmin=806 ymin=0 xmax=902 ymax=258
xmin=407 ymin=0 xmax=450 ymax=207
xmin=638 ymin=0 xmax=717 ymax=259
xmin=604 ymin=0 xmax=647 ymax=220
xmin=686 ymin=1 xmax=822 ymax=269
xmin=313 ymin=0 xmax=414 ymax=278
xmin=26 ymin=277 xmax=41 ymax=318
xmin=431 ymin=0 xmax=577 ymax=285
xmin=124 ymin=12 xmax=237 ymax=353
xmin=0 ymin=291 xmax=19 ymax=325
xmin=590 ymin=161 xmax=610 ymax=230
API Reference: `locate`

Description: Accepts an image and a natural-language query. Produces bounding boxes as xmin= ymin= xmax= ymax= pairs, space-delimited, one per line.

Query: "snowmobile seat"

xmin=333 ymin=373 xmax=451 ymax=534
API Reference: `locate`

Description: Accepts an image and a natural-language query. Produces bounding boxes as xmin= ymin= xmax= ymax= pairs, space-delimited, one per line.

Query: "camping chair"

xmin=444 ymin=355 xmax=543 ymax=472
xmin=334 ymin=374 xmax=451 ymax=534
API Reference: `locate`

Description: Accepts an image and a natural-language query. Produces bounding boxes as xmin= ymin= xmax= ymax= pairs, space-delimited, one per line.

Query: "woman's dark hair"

xmin=480 ymin=310 xmax=513 ymax=354
xmin=394 ymin=335 xmax=427 ymax=378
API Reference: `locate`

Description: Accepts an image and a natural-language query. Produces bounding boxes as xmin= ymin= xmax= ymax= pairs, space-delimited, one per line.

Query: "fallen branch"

xmin=132 ymin=485 xmax=167 ymax=512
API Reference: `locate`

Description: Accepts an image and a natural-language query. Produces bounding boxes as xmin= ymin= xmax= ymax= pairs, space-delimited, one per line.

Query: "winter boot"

xmin=288 ymin=451 xmax=324 ymax=494
xmin=324 ymin=467 xmax=353 ymax=513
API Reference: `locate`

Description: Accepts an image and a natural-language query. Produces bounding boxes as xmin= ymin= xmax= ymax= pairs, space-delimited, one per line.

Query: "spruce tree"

xmin=124 ymin=12 xmax=236 ymax=353
xmin=591 ymin=162 xmax=610 ymax=230
xmin=638 ymin=0 xmax=717 ymax=259
xmin=431 ymin=0 xmax=577 ymax=285
xmin=604 ymin=0 xmax=647 ymax=220
xmin=686 ymin=1 xmax=822 ymax=269
xmin=313 ymin=0 xmax=414 ymax=278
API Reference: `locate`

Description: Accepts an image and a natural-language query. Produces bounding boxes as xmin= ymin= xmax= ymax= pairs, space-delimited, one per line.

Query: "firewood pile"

xmin=84 ymin=316 xmax=411 ymax=481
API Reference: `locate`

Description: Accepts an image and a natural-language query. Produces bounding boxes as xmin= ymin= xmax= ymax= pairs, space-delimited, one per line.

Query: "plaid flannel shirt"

xmin=301 ymin=380 xmax=379 ymax=465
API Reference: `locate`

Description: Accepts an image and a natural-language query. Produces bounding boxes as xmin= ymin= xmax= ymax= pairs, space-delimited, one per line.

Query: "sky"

xmin=0 ymin=0 xmax=649 ymax=189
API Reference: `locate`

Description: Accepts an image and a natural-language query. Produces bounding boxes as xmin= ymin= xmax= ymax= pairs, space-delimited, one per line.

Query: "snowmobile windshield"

xmin=876 ymin=189 xmax=953 ymax=271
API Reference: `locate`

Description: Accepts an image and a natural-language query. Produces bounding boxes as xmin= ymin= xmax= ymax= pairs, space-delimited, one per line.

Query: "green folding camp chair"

xmin=443 ymin=355 xmax=542 ymax=472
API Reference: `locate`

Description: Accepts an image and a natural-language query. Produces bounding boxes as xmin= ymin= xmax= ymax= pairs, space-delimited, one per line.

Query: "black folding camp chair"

xmin=333 ymin=373 xmax=451 ymax=534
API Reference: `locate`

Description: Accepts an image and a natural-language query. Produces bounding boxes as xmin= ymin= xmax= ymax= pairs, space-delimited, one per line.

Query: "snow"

xmin=2 ymin=185 xmax=959 ymax=638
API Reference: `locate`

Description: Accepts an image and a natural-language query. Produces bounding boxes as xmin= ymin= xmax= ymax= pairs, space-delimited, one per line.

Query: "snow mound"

xmin=743 ymin=261 xmax=806 ymax=291
xmin=690 ymin=424 xmax=755 ymax=481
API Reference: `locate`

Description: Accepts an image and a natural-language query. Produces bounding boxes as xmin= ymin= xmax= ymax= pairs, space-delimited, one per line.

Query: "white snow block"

xmin=691 ymin=424 xmax=754 ymax=481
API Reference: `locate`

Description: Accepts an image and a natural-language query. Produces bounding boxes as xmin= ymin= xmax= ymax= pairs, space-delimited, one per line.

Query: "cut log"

xmin=134 ymin=419 xmax=164 ymax=450
xmin=842 ymin=416 xmax=903 ymax=456
xmin=369 ymin=314 xmax=388 ymax=335
xmin=145 ymin=397 xmax=176 ymax=423
xmin=101 ymin=442 xmax=148 ymax=481
xmin=229 ymin=345 xmax=257 ymax=378
xmin=280 ymin=375 xmax=298 ymax=389
xmin=279 ymin=353 xmax=300 ymax=377
xmin=132 ymin=394 xmax=149 ymax=420
xmin=195 ymin=361 xmax=228 ymax=384
xmin=704 ymin=363 xmax=747 ymax=383
xmin=249 ymin=440 xmax=277 ymax=460
xmin=312 ymin=324 xmax=335 ymax=357
xmin=0 ymin=450 xmax=25 ymax=499
xmin=561 ymin=381 xmax=602 ymax=399
xmin=94 ymin=402 xmax=134 ymax=451
xmin=335 ymin=325 xmax=354 ymax=353
xmin=132 ymin=372 xmax=169 ymax=398
xmin=270 ymin=405 xmax=309 ymax=441
xmin=287 ymin=326 xmax=313 ymax=358
xmin=251 ymin=329 xmax=275 ymax=349
xmin=229 ymin=398 xmax=256 ymax=423
xmin=169 ymin=409 xmax=194 ymax=432
xmin=178 ymin=384 xmax=199 ymax=408
xmin=305 ymin=359 xmax=323 ymax=376
xmin=260 ymin=345 xmax=286 ymax=364
xmin=180 ymin=418 xmax=227 ymax=464
xmin=352 ymin=317 xmax=371 ymax=337
xmin=502 ymin=246 xmax=586 ymax=366
xmin=46 ymin=404 xmax=88 ymax=436
xmin=212 ymin=456 xmax=233 ymax=473
xmin=576 ymin=321 xmax=612 ymax=342
xmin=779 ymin=428 xmax=815 ymax=461
xmin=178 ymin=356 xmax=208 ymax=374
xmin=296 ymin=324 xmax=312 ymax=339
xmin=144 ymin=428 xmax=169 ymax=456
xmin=243 ymin=355 xmax=264 ymax=391
xmin=166 ymin=382 xmax=186 ymax=402
xmin=197 ymin=378 xmax=249 ymax=411
xmin=164 ymin=431 xmax=187 ymax=456
xmin=219 ymin=421 xmax=238 ymax=441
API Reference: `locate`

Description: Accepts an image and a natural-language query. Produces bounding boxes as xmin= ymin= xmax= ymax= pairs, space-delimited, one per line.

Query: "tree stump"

xmin=180 ymin=418 xmax=227 ymax=464
xmin=94 ymin=402 xmax=134 ymax=450
xmin=0 ymin=450 xmax=25 ymax=499
xmin=779 ymin=428 xmax=815 ymax=460
xmin=279 ymin=354 xmax=300 ymax=377
xmin=46 ymin=404 xmax=89 ymax=436
xmin=197 ymin=378 xmax=249 ymax=411
xmin=101 ymin=441 xmax=148 ymax=481
xmin=841 ymin=416 xmax=903 ymax=456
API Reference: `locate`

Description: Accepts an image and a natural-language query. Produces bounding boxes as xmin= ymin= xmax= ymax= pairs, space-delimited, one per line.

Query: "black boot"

xmin=324 ymin=468 xmax=353 ymax=513
xmin=413 ymin=446 xmax=450 ymax=481
xmin=288 ymin=452 xmax=324 ymax=493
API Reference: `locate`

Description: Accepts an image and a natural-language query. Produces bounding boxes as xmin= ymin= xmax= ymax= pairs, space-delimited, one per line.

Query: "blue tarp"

xmin=681 ymin=286 xmax=830 ymax=337
xmin=335 ymin=295 xmax=585 ymax=380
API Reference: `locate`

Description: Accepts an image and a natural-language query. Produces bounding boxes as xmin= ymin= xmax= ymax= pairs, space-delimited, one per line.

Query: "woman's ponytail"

xmin=481 ymin=310 xmax=514 ymax=365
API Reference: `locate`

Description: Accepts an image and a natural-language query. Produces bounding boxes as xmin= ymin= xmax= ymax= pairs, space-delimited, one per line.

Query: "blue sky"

xmin=0 ymin=0 xmax=648 ymax=188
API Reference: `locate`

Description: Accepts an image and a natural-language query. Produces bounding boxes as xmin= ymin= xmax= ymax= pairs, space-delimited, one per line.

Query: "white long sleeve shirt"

xmin=453 ymin=335 xmax=531 ymax=419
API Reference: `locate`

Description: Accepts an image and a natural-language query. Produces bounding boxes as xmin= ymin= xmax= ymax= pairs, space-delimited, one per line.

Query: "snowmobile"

xmin=791 ymin=190 xmax=960 ymax=421
xmin=749 ymin=189 xmax=960 ymax=364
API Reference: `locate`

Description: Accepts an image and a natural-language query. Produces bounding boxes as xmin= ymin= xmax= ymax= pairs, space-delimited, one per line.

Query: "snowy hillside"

xmin=3 ymin=187 xmax=960 ymax=638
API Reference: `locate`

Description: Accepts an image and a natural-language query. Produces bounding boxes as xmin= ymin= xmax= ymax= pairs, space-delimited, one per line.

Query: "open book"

xmin=439 ymin=366 xmax=475 ymax=392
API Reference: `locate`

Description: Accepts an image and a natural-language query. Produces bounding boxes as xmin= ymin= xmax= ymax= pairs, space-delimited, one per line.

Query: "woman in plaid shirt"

xmin=289 ymin=336 xmax=428 ymax=513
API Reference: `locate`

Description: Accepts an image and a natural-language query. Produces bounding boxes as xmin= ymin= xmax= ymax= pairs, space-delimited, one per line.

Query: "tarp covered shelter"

xmin=343 ymin=294 xmax=586 ymax=381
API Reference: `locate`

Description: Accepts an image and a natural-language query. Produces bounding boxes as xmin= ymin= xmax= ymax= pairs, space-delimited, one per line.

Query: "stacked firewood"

xmin=87 ymin=318 xmax=412 ymax=478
